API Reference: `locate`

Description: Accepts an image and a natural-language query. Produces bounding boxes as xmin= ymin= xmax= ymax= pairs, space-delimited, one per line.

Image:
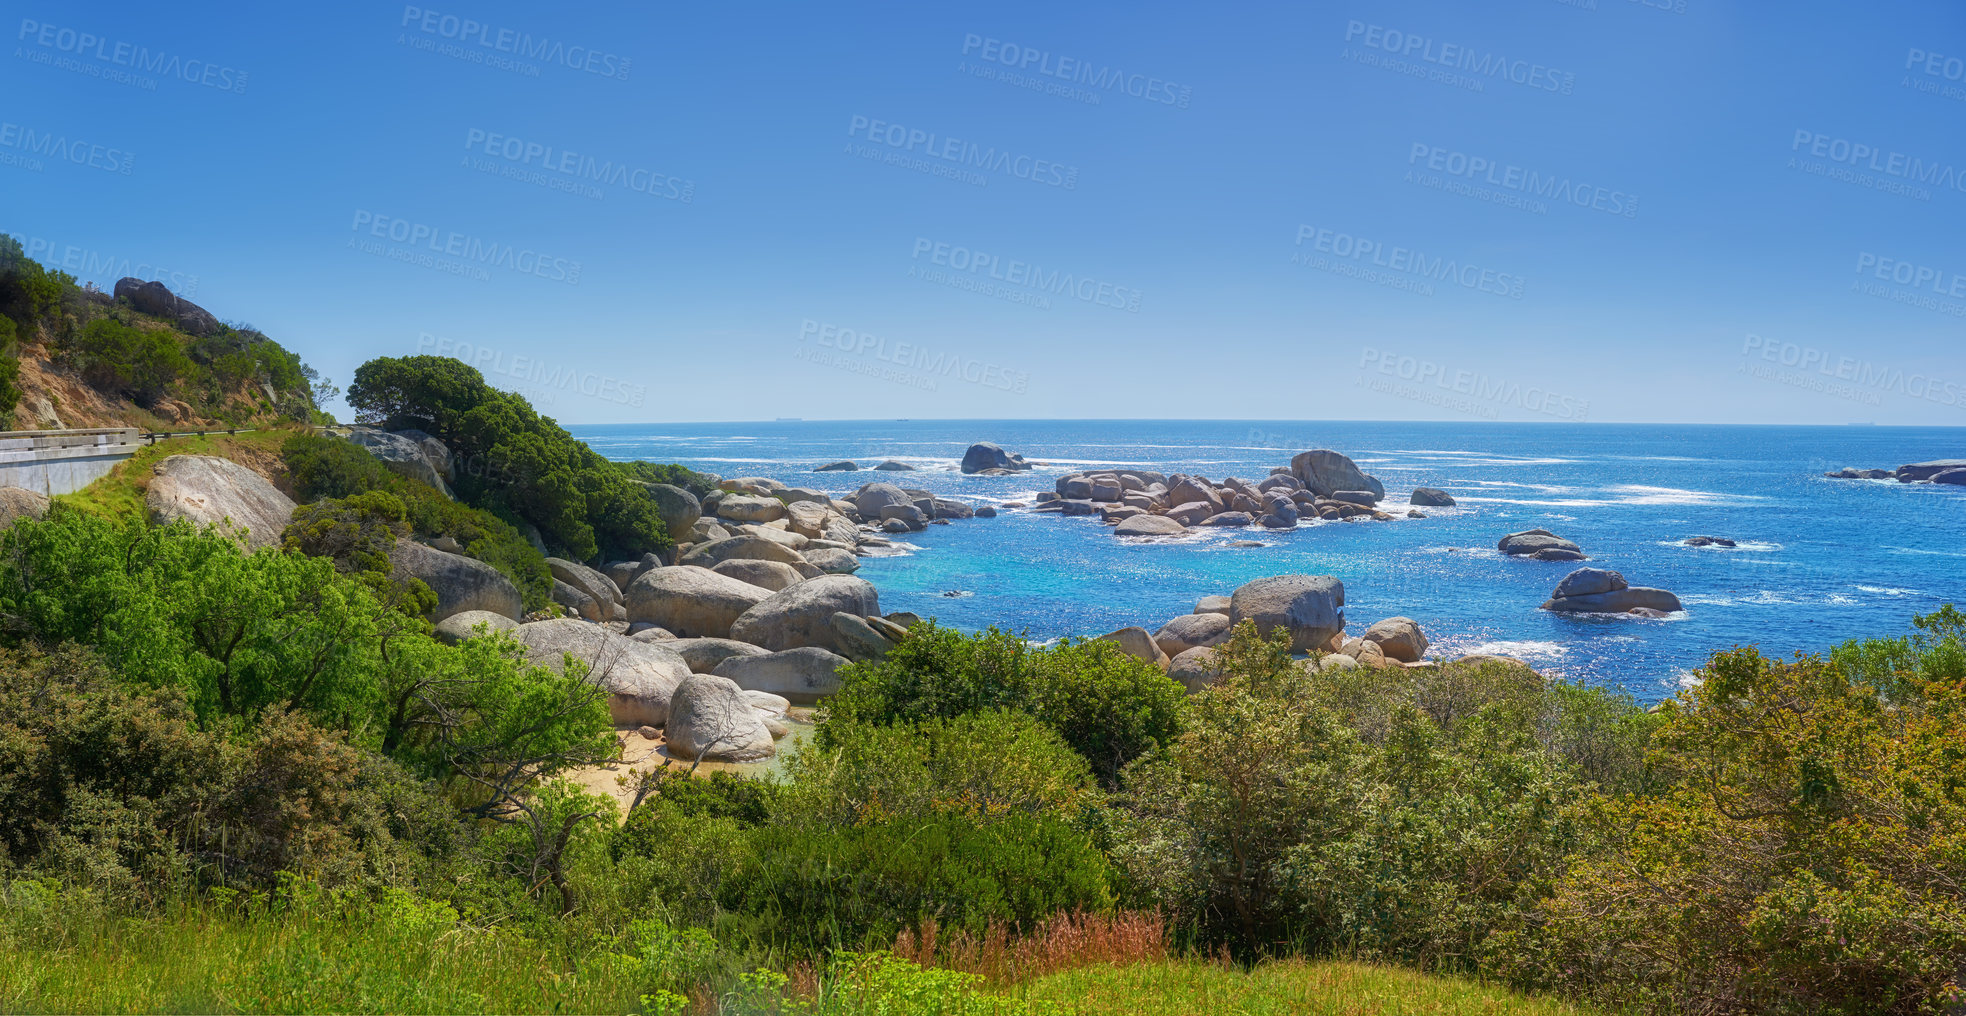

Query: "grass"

xmin=56 ymin=427 xmax=300 ymax=522
xmin=0 ymin=888 xmax=1595 ymax=1015
xmin=1016 ymin=960 xmax=1596 ymax=1016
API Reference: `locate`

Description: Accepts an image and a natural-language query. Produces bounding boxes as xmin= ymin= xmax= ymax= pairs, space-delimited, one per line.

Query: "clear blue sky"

xmin=6 ymin=0 xmax=1964 ymax=425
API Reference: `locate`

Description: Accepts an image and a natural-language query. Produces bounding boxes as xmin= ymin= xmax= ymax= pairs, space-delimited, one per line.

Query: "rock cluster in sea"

xmin=1026 ymin=447 xmax=1456 ymax=536
xmin=1824 ymin=459 xmax=1966 ymax=485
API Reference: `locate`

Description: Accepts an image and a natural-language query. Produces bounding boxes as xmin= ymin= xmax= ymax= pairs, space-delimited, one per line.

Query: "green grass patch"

xmin=1017 ymin=959 xmax=1594 ymax=1016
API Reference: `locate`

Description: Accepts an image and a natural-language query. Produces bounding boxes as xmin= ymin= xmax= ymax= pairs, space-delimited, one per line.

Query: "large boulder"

xmin=0 ymin=486 xmax=50 ymax=528
xmin=1114 ymin=514 xmax=1187 ymax=537
xmin=114 ymin=277 xmax=220 ymax=336
xmin=1290 ymin=449 xmax=1385 ymax=501
xmin=644 ymin=483 xmax=702 ymax=543
xmin=1154 ymin=612 xmax=1231 ymax=658
xmin=802 ymin=547 xmax=861 ymax=574
xmin=1552 ymin=567 xmax=1626 ymax=599
xmin=663 ymin=675 xmax=775 ymax=761
xmin=510 ymin=618 xmax=691 ymax=727
xmin=717 ymin=494 xmax=786 ymax=524
xmin=1194 ymin=595 xmax=1232 ymax=614
xmin=552 ymin=579 xmax=604 ymax=621
xmin=624 ymin=565 xmax=775 ymax=638
xmin=1360 ymin=617 xmax=1428 ymax=663
xmin=390 ymin=428 xmax=453 ymax=481
xmin=668 ymin=637 xmax=770 ymax=673
xmin=391 ymin=540 xmax=524 ymax=620
xmin=1096 ymin=626 xmax=1170 ymax=669
xmin=830 ymin=612 xmax=895 ymax=661
xmin=852 ymin=482 xmax=916 ymax=518
xmin=874 ymin=460 xmax=916 ymax=471
xmin=1166 ymin=478 xmax=1222 ymax=512
xmin=343 ymin=427 xmax=450 ymax=494
xmin=680 ymin=535 xmax=811 ymax=570
xmin=549 ymin=558 xmax=621 ymax=612
xmin=1497 ymin=529 xmax=1586 ymax=560
xmin=728 ymin=575 xmax=880 ymax=654
xmin=712 ymin=646 xmax=849 ymax=704
xmin=1167 ymin=646 xmax=1224 ymax=693
xmin=433 ymin=609 xmax=519 ymax=644
xmin=815 ymin=461 xmax=859 ymax=472
xmin=1228 ymin=574 xmax=1346 ymax=652
xmin=1931 ymin=468 xmax=1966 ymax=486
xmin=1542 ymin=568 xmax=1681 ymax=614
xmin=144 ymin=455 xmax=297 ymax=550
xmin=1897 ymin=459 xmax=1966 ymax=482
xmin=960 ymin=442 xmax=1032 ymax=474
xmin=711 ymin=558 xmax=804 ymax=592
xmin=1409 ymin=487 xmax=1455 ymax=507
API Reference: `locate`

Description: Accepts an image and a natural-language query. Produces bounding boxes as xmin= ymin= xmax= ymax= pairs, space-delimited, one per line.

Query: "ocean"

xmin=571 ymin=420 xmax=1964 ymax=702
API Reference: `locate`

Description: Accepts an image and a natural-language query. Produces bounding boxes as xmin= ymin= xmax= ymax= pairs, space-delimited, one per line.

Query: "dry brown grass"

xmin=891 ymin=911 xmax=1169 ymax=986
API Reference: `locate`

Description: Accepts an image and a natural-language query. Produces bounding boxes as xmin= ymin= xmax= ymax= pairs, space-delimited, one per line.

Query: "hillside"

xmin=0 ymin=234 xmax=325 ymax=432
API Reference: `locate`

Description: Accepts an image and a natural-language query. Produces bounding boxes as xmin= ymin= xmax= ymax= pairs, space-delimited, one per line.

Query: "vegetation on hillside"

xmin=0 ymin=234 xmax=325 ymax=429
xmin=347 ymin=355 xmax=672 ymax=561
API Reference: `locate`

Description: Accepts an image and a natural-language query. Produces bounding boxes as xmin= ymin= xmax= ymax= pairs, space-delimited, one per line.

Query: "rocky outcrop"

xmin=960 ymin=442 xmax=1032 ymax=474
xmin=1541 ymin=568 xmax=1683 ymax=615
xmin=830 ymin=612 xmax=895 ymax=661
xmin=144 ymin=454 xmax=297 ymax=550
xmin=114 ymin=277 xmax=220 ymax=336
xmin=1497 ymin=529 xmax=1586 ymax=561
xmin=552 ymin=579 xmax=602 ymax=621
xmin=802 ymin=547 xmax=860 ymax=574
xmin=873 ymin=460 xmax=915 ymax=471
xmin=1096 ymin=627 xmax=1170 ymax=669
xmin=711 ymin=646 xmax=849 ymax=704
xmin=1409 ymin=487 xmax=1455 ymax=507
xmin=624 ymin=566 xmax=775 ymax=638
xmin=717 ymin=494 xmax=786 ymax=523
xmin=1933 ymin=468 xmax=1966 ymax=486
xmin=391 ymin=429 xmax=453 ymax=481
xmin=680 ymin=535 xmax=810 ymax=570
xmin=549 ymin=557 xmax=622 ymax=618
xmin=1897 ymin=460 xmax=1966 ymax=482
xmin=391 ymin=540 xmax=525 ymax=620
xmin=1823 ymin=468 xmax=1896 ymax=479
xmin=1167 ymin=646 xmax=1224 ymax=693
xmin=1290 ymin=449 xmax=1385 ymax=502
xmin=1683 ymin=536 xmax=1736 ymax=548
xmin=664 ymin=674 xmax=775 ymax=761
xmin=814 ymin=461 xmax=859 ymax=471
xmin=1228 ymin=574 xmax=1345 ymax=652
xmin=728 ymin=575 xmax=880 ymax=654
xmin=711 ymin=558 xmax=804 ymax=592
xmin=510 ymin=618 xmax=691 ymax=726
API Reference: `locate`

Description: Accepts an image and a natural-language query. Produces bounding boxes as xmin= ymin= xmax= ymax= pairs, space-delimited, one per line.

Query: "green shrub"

xmin=1490 ymin=611 xmax=1966 ymax=1012
xmin=722 ymin=810 xmax=1114 ymax=954
xmin=346 ymin=355 xmax=671 ymax=561
xmin=825 ymin=624 xmax=1187 ymax=787
xmin=59 ymin=317 xmax=192 ymax=404
xmin=281 ymin=433 xmax=552 ymax=611
xmin=785 ymin=710 xmax=1098 ymax=828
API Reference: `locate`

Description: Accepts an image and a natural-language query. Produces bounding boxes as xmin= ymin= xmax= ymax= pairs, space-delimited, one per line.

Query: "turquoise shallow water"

xmin=571 ymin=420 xmax=1965 ymax=702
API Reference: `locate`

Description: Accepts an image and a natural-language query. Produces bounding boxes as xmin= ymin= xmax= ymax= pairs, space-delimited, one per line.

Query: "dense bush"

xmin=824 ymin=624 xmax=1187 ymax=787
xmin=722 ymin=811 xmax=1114 ymax=954
xmin=615 ymin=459 xmax=721 ymax=498
xmin=59 ymin=317 xmax=192 ymax=404
xmin=346 ymin=355 xmax=670 ymax=562
xmin=1492 ymin=608 xmax=1966 ymax=1012
xmin=282 ymin=433 xmax=552 ymax=611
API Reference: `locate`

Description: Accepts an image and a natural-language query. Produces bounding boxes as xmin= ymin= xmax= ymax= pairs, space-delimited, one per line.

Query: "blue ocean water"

xmin=572 ymin=421 xmax=1964 ymax=702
